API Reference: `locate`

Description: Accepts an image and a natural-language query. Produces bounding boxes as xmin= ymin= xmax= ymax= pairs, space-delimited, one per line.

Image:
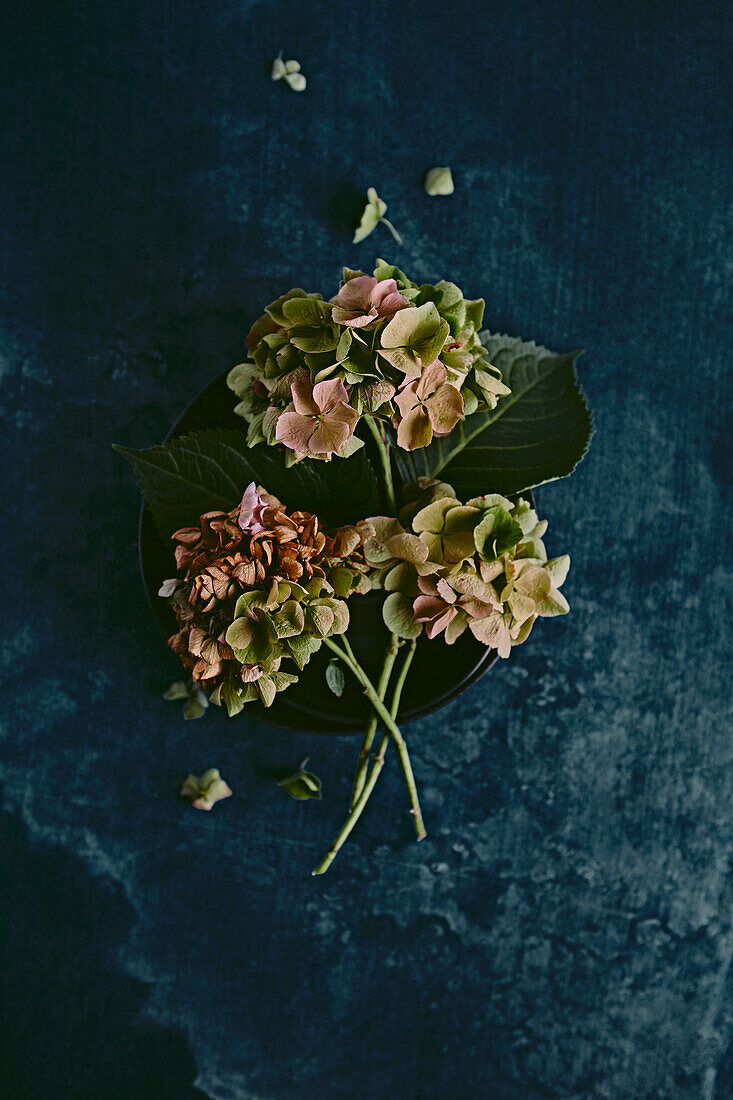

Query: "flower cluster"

xmin=119 ymin=255 xmax=590 ymax=877
xmin=227 ymin=260 xmax=510 ymax=459
xmin=366 ymin=480 xmax=570 ymax=657
xmin=159 ymin=483 xmax=372 ymax=714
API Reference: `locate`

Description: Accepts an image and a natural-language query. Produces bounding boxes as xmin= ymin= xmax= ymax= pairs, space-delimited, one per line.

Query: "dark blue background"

xmin=1 ymin=1 xmax=730 ymax=1096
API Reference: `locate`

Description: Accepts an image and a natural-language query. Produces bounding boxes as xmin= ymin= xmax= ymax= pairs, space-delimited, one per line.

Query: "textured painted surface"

xmin=1 ymin=1 xmax=731 ymax=1097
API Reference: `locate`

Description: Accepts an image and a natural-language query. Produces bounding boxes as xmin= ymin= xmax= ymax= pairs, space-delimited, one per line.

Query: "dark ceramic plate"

xmin=139 ymin=371 xmax=503 ymax=733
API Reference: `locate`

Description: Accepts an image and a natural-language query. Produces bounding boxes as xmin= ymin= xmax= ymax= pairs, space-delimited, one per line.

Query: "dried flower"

xmin=180 ymin=769 xmax=232 ymax=811
xmin=163 ymin=680 xmax=210 ymax=720
xmin=271 ymin=52 xmax=306 ymax=92
xmin=275 ymin=378 xmax=359 ymax=455
xmin=278 ymin=757 xmax=322 ymax=800
xmin=353 ymin=188 xmax=402 ymax=245
xmin=425 ymin=166 xmax=454 ymax=195
xmin=360 ymin=515 xmax=432 ymax=588
xmin=394 ymin=361 xmax=464 ymax=450
xmin=237 ymin=481 xmax=268 ymax=533
xmin=413 ymin=572 xmax=502 ymax=644
xmin=160 ymin=484 xmax=373 ymax=715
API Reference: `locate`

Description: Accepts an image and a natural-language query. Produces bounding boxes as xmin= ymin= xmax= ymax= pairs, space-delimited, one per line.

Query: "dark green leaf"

xmin=325 ymin=660 xmax=345 ymax=697
xmin=114 ymin=428 xmax=380 ymax=537
xmin=393 ymin=334 xmax=592 ymax=497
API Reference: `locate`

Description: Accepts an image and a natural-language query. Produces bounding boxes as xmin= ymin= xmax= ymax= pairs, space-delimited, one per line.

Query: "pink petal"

xmin=413 ymin=595 xmax=450 ymax=622
xmin=308 ymin=418 xmax=351 ymax=454
xmin=238 ymin=482 xmax=268 ymax=533
xmin=459 ymin=598 xmax=494 ymax=619
xmin=371 ymin=279 xmax=409 ymax=316
xmin=290 ymin=380 xmax=319 ymax=416
xmin=240 ymin=665 xmax=263 ymax=683
xmin=394 ymin=380 xmax=419 ymax=418
xmin=332 ymin=275 xmax=377 ymax=313
xmin=326 ymin=401 xmax=359 ymax=430
xmin=416 ymin=360 xmax=447 ymax=400
xmin=341 ymin=307 xmax=379 ymax=328
xmin=376 ymin=291 xmax=410 ymax=316
xmin=312 ymin=377 xmax=350 ymax=413
xmin=427 ymin=383 xmax=464 ymax=435
xmin=416 ymin=575 xmax=441 ymax=597
xmin=397 ymin=406 xmax=433 ymax=450
xmin=275 ymin=411 xmax=316 ymax=451
xmin=425 ymin=607 xmax=457 ymax=639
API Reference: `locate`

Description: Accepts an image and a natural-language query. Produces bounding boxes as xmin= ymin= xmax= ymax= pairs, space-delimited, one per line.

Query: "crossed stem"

xmin=313 ymin=639 xmax=419 ymax=876
xmin=349 ymin=634 xmax=399 ymax=809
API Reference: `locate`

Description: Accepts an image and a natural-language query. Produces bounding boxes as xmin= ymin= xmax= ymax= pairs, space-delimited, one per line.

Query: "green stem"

xmin=364 ymin=416 xmax=396 ymax=514
xmin=312 ymin=639 xmax=418 ymax=876
xmin=389 ymin=638 xmax=417 ymax=717
xmin=380 ymin=217 xmax=403 ymax=246
xmin=349 ymin=635 xmax=399 ymax=810
xmin=323 ymin=638 xmax=426 ymax=840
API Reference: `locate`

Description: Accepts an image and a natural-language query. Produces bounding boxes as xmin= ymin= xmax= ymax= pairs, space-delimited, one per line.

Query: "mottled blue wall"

xmin=1 ymin=1 xmax=731 ymax=1097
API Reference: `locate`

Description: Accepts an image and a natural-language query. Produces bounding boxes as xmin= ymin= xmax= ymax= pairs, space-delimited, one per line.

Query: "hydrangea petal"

xmin=426 ymin=383 xmax=464 ymax=435
xmin=312 ymin=377 xmax=350 ymax=412
xmin=275 ymin=411 xmax=316 ymax=451
xmin=397 ymin=406 xmax=433 ymax=450
xmin=309 ymin=418 xmax=351 ymax=454
xmin=290 ymin=380 xmax=320 ymax=416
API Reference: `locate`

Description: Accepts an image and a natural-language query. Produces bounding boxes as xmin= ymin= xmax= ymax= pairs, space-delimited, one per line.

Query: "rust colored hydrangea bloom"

xmin=160 ymin=483 xmax=372 ymax=710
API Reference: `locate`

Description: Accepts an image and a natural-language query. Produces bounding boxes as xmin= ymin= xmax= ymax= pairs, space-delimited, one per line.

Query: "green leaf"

xmin=114 ymin=428 xmax=380 ymax=537
xmin=382 ymin=592 xmax=422 ymax=639
xmin=325 ymin=660 xmax=345 ymax=697
xmin=265 ymin=289 xmax=318 ymax=326
xmin=393 ymin=334 xmax=592 ymax=497
xmin=227 ymin=613 xmax=277 ymax=664
xmin=256 ymin=676 xmax=277 ymax=708
xmin=288 ymin=327 xmax=340 ymax=354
